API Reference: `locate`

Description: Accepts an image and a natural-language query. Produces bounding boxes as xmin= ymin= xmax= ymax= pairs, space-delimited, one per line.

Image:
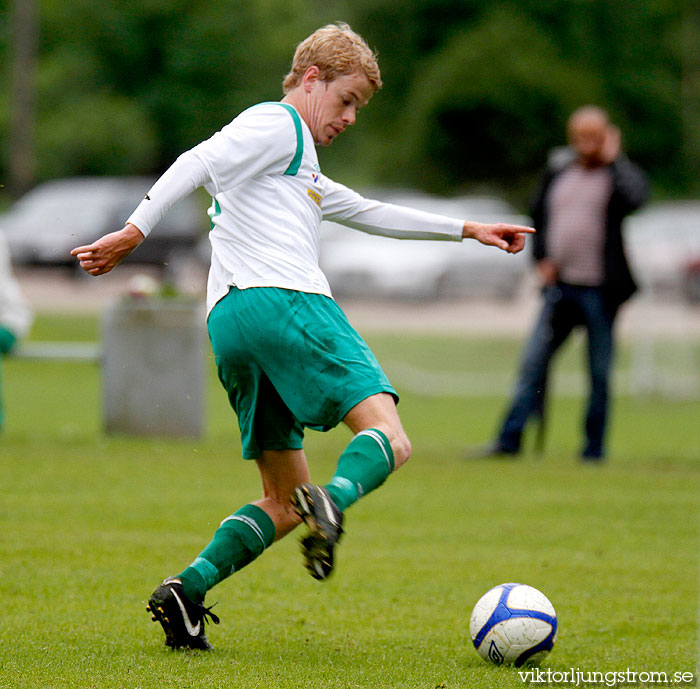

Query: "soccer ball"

xmin=469 ymin=583 xmax=557 ymax=667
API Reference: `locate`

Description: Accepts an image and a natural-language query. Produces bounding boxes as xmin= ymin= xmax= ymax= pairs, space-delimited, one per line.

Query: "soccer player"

xmin=72 ymin=23 xmax=534 ymax=650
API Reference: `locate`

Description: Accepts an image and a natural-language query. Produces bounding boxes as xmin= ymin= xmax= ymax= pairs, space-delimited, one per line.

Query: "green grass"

xmin=0 ymin=315 xmax=698 ymax=688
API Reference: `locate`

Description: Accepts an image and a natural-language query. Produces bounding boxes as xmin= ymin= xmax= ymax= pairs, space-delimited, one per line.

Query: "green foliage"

xmin=386 ymin=8 xmax=603 ymax=197
xmin=5 ymin=0 xmax=321 ymax=178
xmin=39 ymin=93 xmax=159 ymax=176
xmin=367 ymin=2 xmax=689 ymax=202
xmin=0 ymin=0 xmax=695 ymax=201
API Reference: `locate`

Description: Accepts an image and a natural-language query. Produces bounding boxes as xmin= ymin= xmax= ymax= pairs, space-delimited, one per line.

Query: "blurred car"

xmin=625 ymin=201 xmax=700 ymax=300
xmin=0 ymin=177 xmax=207 ymax=271
xmin=319 ymin=189 xmax=530 ymax=300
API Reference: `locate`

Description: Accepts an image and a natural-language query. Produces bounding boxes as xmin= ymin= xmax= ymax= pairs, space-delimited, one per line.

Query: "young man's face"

xmin=305 ymin=71 xmax=374 ymax=146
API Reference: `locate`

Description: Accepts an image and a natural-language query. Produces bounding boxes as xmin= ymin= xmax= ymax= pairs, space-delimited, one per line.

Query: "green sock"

xmin=0 ymin=327 xmax=15 ymax=429
xmin=325 ymin=428 xmax=395 ymax=512
xmin=178 ymin=504 xmax=275 ymax=602
xmin=0 ymin=326 xmax=17 ymax=355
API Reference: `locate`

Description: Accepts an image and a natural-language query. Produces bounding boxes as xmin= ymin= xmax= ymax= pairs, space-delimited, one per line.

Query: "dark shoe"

xmin=291 ymin=483 xmax=344 ymax=581
xmin=147 ymin=577 xmax=220 ymax=650
xmin=463 ymin=443 xmax=519 ymax=459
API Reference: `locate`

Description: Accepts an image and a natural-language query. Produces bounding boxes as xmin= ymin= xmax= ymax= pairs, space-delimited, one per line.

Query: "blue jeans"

xmin=497 ymin=283 xmax=616 ymax=458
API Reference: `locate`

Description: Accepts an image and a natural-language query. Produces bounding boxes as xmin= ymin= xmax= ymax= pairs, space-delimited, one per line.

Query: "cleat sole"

xmin=292 ymin=484 xmax=344 ymax=581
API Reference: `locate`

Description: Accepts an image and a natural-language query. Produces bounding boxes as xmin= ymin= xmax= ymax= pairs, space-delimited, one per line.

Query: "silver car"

xmin=319 ymin=190 xmax=530 ymax=300
xmin=1 ymin=177 xmax=206 ymax=270
xmin=625 ymin=201 xmax=700 ymax=299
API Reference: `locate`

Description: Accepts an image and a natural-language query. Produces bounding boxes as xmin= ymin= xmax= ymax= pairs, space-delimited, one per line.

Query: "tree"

xmin=0 ymin=0 xmax=692 ymax=197
xmin=383 ymin=8 xmax=603 ymax=201
xmin=7 ymin=0 xmax=38 ymax=197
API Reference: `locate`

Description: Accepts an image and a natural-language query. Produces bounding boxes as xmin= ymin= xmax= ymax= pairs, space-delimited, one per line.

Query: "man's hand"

xmin=462 ymin=221 xmax=535 ymax=254
xmin=70 ymin=223 xmax=145 ymax=276
xmin=600 ymin=125 xmax=621 ymax=165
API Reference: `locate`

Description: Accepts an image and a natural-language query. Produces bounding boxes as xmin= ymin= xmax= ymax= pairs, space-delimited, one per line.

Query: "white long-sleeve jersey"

xmin=127 ymin=101 xmax=464 ymax=314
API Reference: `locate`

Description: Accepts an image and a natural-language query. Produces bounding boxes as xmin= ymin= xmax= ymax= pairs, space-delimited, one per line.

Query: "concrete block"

xmin=102 ymin=299 xmax=206 ymax=438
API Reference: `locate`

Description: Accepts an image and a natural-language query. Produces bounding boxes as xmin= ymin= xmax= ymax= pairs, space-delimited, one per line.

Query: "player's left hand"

xmin=462 ymin=221 xmax=535 ymax=254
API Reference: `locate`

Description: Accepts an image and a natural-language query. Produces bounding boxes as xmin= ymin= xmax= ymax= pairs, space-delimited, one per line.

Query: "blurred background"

xmin=0 ymin=0 xmax=699 ymax=404
xmin=2 ymin=0 xmax=699 ymax=200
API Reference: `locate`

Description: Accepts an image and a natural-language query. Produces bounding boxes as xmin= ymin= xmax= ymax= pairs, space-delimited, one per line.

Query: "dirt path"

xmin=16 ymin=267 xmax=700 ymax=339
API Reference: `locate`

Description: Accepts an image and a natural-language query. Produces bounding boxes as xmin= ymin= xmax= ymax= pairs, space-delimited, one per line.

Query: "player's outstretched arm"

xmin=462 ymin=221 xmax=535 ymax=254
xmin=70 ymin=223 xmax=145 ymax=276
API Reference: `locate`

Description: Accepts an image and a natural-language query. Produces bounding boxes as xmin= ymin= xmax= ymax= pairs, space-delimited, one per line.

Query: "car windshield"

xmin=9 ymin=184 xmax=125 ymax=229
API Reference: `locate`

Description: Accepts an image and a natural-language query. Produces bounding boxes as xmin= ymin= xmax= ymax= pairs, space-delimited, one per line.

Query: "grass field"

xmin=1 ymin=313 xmax=698 ymax=688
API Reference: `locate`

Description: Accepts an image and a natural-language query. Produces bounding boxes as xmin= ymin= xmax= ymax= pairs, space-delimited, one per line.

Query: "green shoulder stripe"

xmin=259 ymin=101 xmax=303 ymax=176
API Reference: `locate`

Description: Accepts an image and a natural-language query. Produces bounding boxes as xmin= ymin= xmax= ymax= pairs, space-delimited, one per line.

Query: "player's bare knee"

xmin=391 ymin=432 xmax=412 ymax=470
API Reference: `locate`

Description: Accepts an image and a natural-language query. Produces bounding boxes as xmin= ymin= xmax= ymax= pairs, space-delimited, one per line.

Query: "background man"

xmin=72 ymin=23 xmax=533 ymax=650
xmin=476 ymin=105 xmax=648 ymax=461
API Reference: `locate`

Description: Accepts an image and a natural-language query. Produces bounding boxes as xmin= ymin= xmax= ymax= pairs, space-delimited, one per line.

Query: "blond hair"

xmin=282 ymin=23 xmax=382 ymax=94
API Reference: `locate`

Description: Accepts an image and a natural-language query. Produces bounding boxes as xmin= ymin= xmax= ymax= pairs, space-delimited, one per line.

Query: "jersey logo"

xmin=312 ymin=173 xmax=319 ymax=184
xmin=307 ymin=189 xmax=322 ymax=207
xmin=171 ymin=589 xmax=202 ymax=637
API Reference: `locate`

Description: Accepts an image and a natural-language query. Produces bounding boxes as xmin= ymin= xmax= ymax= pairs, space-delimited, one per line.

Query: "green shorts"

xmin=207 ymin=287 xmax=398 ymax=459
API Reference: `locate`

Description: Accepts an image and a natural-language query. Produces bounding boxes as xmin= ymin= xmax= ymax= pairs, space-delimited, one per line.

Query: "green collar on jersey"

xmin=208 ymin=102 xmax=304 ymax=232
xmin=259 ymin=101 xmax=303 ymax=176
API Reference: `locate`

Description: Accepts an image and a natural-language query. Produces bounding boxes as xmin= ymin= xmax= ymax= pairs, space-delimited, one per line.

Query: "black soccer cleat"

xmin=291 ymin=483 xmax=344 ymax=581
xmin=146 ymin=577 xmax=220 ymax=650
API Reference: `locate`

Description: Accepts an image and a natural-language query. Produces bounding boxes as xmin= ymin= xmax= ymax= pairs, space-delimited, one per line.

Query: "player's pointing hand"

xmin=462 ymin=221 xmax=535 ymax=254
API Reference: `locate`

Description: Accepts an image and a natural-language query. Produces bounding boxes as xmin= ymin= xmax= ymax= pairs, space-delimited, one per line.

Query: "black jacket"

xmin=529 ymin=149 xmax=649 ymax=309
